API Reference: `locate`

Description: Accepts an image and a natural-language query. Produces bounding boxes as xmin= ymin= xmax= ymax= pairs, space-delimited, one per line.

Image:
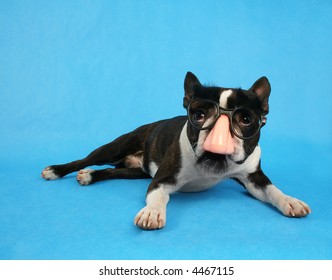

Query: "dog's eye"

xmin=193 ymin=110 xmax=206 ymax=124
xmin=239 ymin=112 xmax=252 ymax=126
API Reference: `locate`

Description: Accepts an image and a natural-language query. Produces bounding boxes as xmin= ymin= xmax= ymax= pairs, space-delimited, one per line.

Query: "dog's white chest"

xmin=178 ymin=177 xmax=222 ymax=192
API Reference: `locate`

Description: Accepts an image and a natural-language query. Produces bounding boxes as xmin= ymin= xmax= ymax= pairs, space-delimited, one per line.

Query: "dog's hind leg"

xmin=41 ymin=126 xmax=151 ymax=180
xmin=76 ymin=167 xmax=151 ymax=186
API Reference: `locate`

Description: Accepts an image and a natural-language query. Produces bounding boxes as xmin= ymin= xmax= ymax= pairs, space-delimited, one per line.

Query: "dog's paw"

xmin=76 ymin=169 xmax=94 ymax=186
xmin=134 ymin=206 xmax=166 ymax=230
xmin=41 ymin=167 xmax=60 ymax=180
xmin=278 ymin=196 xmax=311 ymax=217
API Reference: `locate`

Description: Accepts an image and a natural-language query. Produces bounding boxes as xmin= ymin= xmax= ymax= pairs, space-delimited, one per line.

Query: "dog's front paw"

xmin=77 ymin=169 xmax=94 ymax=186
xmin=278 ymin=196 xmax=311 ymax=217
xmin=41 ymin=166 xmax=60 ymax=180
xmin=134 ymin=206 xmax=166 ymax=230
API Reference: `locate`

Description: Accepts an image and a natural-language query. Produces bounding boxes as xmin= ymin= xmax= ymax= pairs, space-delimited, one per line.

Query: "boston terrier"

xmin=42 ymin=72 xmax=311 ymax=230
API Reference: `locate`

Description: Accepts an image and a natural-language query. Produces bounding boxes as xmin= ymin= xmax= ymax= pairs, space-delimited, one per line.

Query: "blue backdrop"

xmin=1 ymin=0 xmax=331 ymax=260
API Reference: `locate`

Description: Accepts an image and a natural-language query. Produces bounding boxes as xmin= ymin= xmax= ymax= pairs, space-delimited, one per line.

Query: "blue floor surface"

xmin=1 ymin=0 xmax=332 ymax=260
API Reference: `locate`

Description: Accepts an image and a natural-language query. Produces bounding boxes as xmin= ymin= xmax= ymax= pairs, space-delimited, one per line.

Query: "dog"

xmin=42 ymin=72 xmax=311 ymax=230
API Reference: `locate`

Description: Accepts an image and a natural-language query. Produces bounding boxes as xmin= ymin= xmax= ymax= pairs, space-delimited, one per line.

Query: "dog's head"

xmin=183 ymin=72 xmax=271 ymax=166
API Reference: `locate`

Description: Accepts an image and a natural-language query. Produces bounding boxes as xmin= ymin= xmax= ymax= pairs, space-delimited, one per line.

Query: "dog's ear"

xmin=183 ymin=72 xmax=202 ymax=108
xmin=249 ymin=76 xmax=271 ymax=115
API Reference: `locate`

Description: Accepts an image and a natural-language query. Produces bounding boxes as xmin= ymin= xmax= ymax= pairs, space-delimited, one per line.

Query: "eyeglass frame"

xmin=187 ymin=98 xmax=267 ymax=140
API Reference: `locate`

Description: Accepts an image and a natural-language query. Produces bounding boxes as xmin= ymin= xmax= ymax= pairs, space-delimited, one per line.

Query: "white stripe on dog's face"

xmin=219 ymin=89 xmax=233 ymax=108
xmin=218 ymin=89 xmax=246 ymax=162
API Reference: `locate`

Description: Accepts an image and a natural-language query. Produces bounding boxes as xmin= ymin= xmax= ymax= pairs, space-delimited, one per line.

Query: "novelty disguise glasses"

xmin=187 ymin=98 xmax=266 ymax=140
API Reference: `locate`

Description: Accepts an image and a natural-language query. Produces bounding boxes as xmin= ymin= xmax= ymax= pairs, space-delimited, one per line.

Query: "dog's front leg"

xmin=134 ymin=183 xmax=171 ymax=230
xmin=134 ymin=188 xmax=169 ymax=230
xmin=238 ymin=171 xmax=311 ymax=217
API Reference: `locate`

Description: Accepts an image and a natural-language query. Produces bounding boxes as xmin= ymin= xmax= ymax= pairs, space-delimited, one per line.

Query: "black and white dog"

xmin=42 ymin=72 xmax=311 ymax=230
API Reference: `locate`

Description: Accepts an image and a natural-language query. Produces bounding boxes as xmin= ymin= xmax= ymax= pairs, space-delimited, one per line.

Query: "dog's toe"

xmin=280 ymin=196 xmax=311 ymax=217
xmin=77 ymin=169 xmax=94 ymax=186
xmin=41 ymin=167 xmax=59 ymax=180
xmin=134 ymin=206 xmax=166 ymax=230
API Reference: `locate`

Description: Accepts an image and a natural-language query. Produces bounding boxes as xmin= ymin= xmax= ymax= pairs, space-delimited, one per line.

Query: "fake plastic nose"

xmin=203 ymin=115 xmax=234 ymax=155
